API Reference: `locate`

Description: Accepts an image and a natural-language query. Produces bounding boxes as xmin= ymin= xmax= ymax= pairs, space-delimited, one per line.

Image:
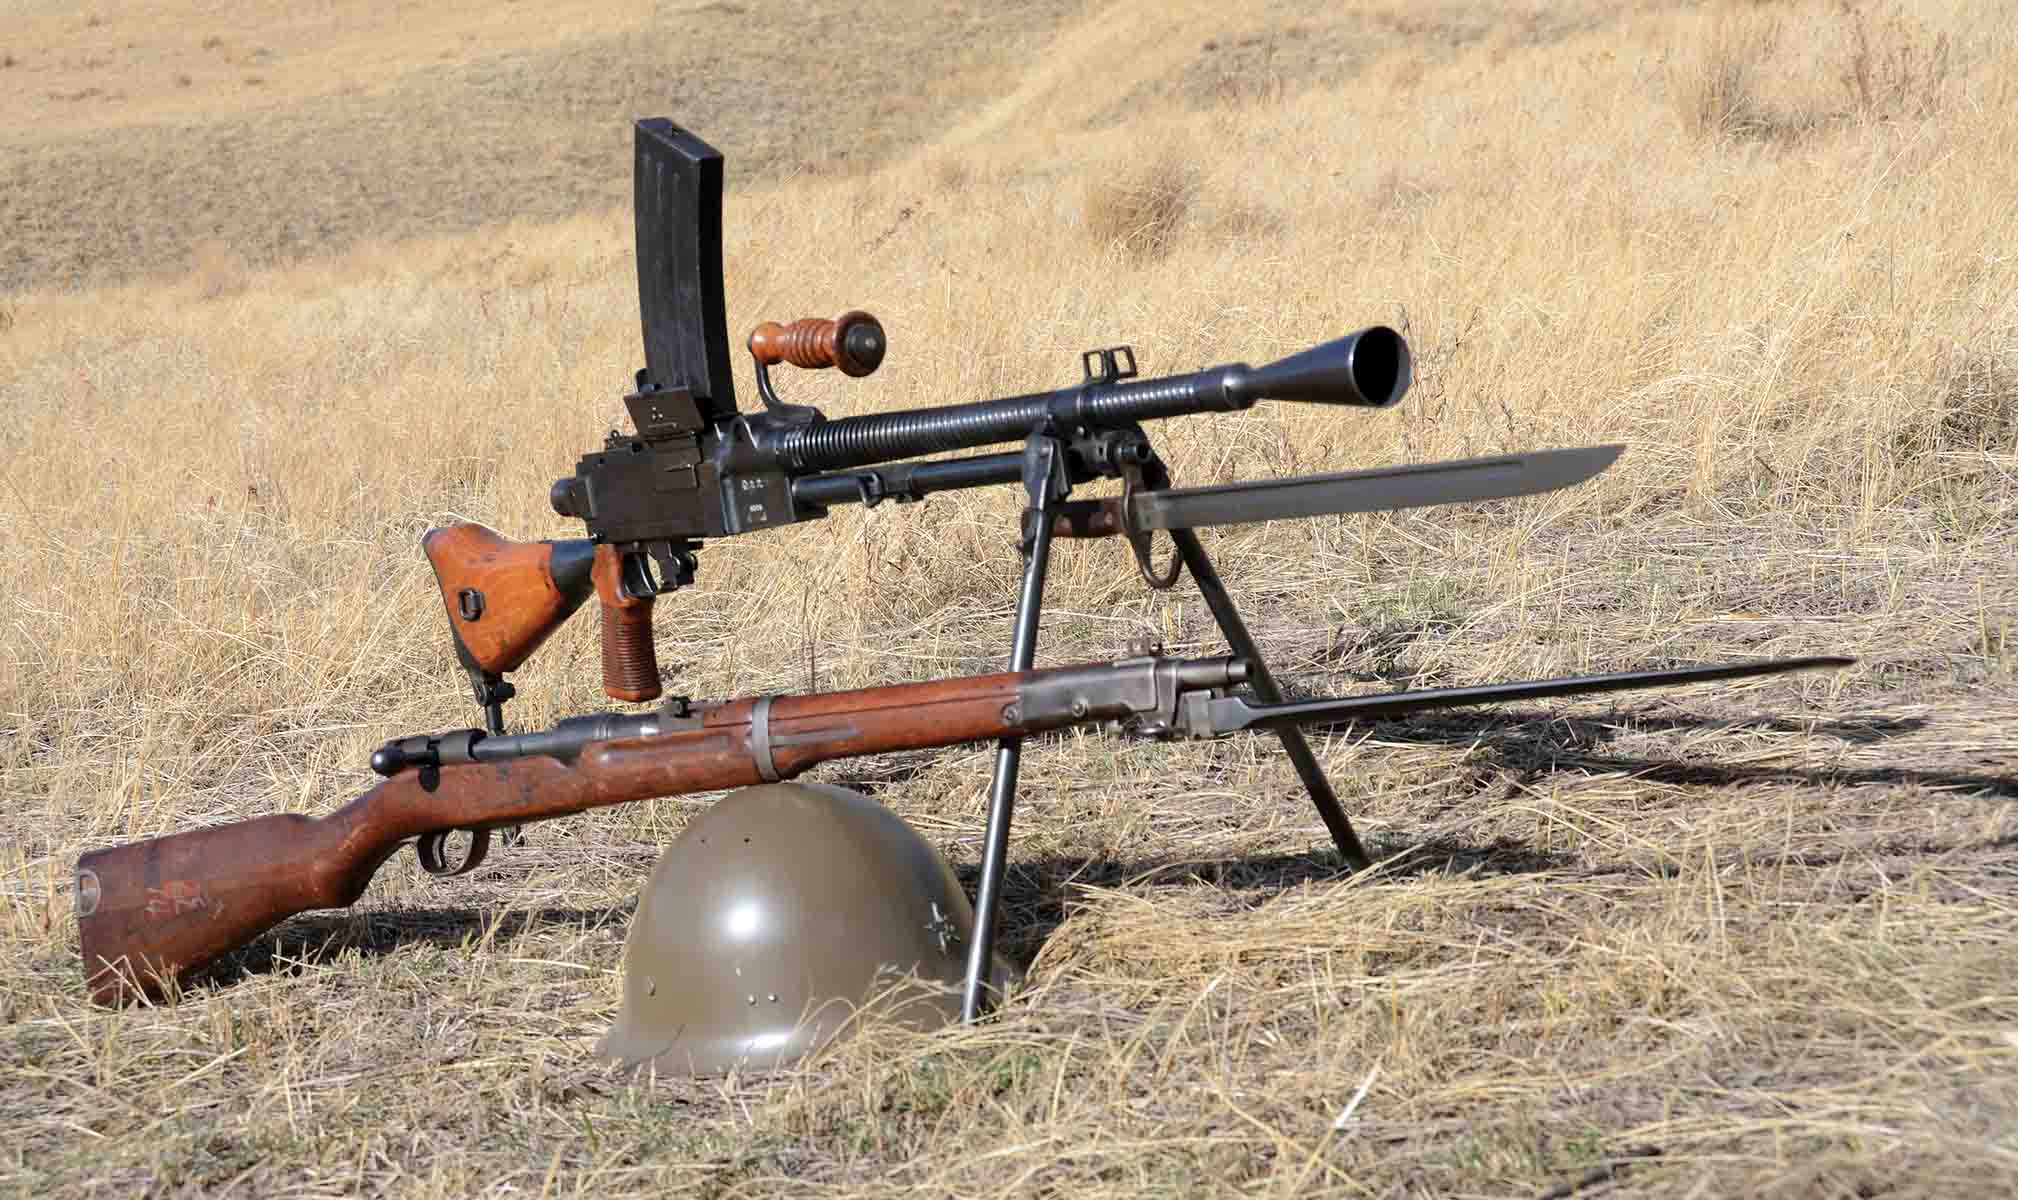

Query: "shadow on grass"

xmin=187 ymin=900 xmax=636 ymax=994
xmin=963 ymin=835 xmax=1584 ymax=962
xmin=1341 ymin=706 xmax=2018 ymax=799
xmin=969 ymin=824 xmax=2018 ymax=963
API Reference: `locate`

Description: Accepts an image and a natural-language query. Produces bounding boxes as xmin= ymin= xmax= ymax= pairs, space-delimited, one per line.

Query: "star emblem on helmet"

xmin=925 ymin=901 xmax=962 ymax=954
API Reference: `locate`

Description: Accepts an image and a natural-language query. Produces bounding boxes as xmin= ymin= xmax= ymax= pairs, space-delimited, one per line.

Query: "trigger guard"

xmin=417 ymin=828 xmax=492 ymax=877
xmin=619 ymin=552 xmax=660 ymax=600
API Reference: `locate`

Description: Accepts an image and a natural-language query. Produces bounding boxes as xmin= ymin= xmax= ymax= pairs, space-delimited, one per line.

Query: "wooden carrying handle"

xmin=592 ymin=545 xmax=660 ymax=702
xmin=422 ymin=525 xmax=595 ymax=676
xmin=747 ymin=310 xmax=885 ymax=377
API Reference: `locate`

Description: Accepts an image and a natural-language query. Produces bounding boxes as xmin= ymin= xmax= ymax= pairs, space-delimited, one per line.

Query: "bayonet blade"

xmin=1132 ymin=444 xmax=1625 ymax=530
xmin=1191 ymin=656 xmax=1854 ymax=736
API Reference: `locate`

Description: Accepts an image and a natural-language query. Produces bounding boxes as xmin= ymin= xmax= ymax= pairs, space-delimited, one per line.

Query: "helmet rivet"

xmin=747 ymin=994 xmax=758 ymax=1006
xmin=767 ymin=993 xmax=779 ymax=1003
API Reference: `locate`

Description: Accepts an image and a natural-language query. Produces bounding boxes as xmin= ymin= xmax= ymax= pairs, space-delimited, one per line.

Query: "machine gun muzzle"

xmin=1229 ymin=325 xmax=1410 ymax=409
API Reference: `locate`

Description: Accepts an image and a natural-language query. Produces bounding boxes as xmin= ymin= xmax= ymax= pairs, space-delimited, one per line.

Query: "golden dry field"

xmin=4 ymin=0 xmax=2016 ymax=1195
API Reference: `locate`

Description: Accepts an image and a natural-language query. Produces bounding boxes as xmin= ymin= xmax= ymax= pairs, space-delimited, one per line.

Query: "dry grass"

xmin=4 ymin=0 xmax=2017 ymax=1195
xmin=1667 ymin=1 xmax=1963 ymax=144
xmin=1083 ymin=152 xmax=1201 ymax=262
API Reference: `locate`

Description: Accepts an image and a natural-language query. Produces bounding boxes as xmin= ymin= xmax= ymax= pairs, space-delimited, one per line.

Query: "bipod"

xmin=958 ymin=355 xmax=1370 ymax=1022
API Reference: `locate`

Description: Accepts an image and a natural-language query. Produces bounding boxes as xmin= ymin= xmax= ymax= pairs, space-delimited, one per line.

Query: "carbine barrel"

xmin=762 ymin=326 xmax=1409 ymax=473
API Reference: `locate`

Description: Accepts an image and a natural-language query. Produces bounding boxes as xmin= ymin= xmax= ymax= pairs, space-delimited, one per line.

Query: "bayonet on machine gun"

xmin=70 ymin=117 xmax=1853 ymax=1011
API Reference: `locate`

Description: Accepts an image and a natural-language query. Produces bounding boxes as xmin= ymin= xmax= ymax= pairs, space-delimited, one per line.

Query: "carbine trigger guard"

xmin=416 ymin=828 xmax=491 ymax=877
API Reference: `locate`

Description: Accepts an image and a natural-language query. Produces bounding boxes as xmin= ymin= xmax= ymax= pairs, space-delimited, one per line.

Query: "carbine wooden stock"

xmin=75 ymin=670 xmax=1027 ymax=1006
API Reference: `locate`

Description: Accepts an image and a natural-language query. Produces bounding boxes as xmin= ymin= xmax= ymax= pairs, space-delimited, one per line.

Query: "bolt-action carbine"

xmin=74 ymin=650 xmax=1847 ymax=1005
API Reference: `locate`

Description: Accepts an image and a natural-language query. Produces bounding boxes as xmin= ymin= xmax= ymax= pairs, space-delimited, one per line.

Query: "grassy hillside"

xmin=3 ymin=0 xmax=2015 ymax=1196
xmin=0 ymin=0 xmax=1080 ymax=292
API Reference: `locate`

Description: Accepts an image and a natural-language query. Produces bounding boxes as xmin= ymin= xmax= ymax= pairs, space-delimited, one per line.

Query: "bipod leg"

xmin=1166 ymin=528 xmax=1371 ymax=871
xmin=475 ymin=672 xmax=524 ymax=849
xmin=961 ymin=436 xmax=1068 ymax=1022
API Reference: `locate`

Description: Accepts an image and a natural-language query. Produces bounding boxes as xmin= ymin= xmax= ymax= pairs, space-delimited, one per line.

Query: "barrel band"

xmin=750 ymin=695 xmax=781 ymax=782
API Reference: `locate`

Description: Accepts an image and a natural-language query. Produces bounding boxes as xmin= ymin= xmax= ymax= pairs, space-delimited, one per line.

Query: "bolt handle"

xmin=748 ymin=310 xmax=885 ymax=377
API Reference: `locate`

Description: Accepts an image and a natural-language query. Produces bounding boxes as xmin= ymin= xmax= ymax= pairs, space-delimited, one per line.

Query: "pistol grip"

xmin=593 ymin=546 xmax=661 ymax=702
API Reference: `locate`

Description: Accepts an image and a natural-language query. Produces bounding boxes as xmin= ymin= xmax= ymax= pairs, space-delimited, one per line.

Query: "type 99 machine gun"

xmin=414 ymin=119 xmax=1804 ymax=1021
xmin=543 ymin=121 xmax=1422 ymax=704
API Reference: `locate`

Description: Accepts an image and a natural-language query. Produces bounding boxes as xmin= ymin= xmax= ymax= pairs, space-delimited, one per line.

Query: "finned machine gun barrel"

xmin=757 ymin=325 xmax=1410 ymax=474
xmin=546 ymin=324 xmax=1411 ymax=543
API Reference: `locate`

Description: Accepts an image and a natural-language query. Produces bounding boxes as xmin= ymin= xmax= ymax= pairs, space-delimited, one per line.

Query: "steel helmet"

xmin=595 ymin=781 xmax=1017 ymax=1075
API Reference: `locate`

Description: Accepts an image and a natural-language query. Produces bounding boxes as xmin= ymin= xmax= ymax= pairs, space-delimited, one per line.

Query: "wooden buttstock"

xmin=74 ymin=755 xmax=607 ymax=1005
xmin=76 ymin=810 xmax=397 ymax=1005
xmin=422 ymin=524 xmax=596 ymax=676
